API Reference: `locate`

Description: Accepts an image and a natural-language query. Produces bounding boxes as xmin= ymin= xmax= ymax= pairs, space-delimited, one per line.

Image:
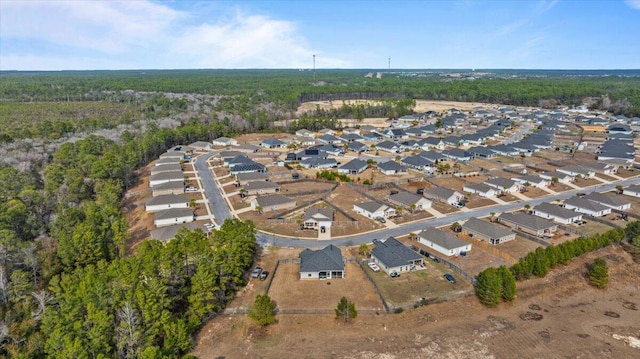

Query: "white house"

xmin=533 ymin=203 xmax=583 ymax=224
xmin=623 ymin=185 xmax=640 ymax=198
xmin=511 ymin=175 xmax=550 ymax=188
xmin=149 ymin=171 xmax=185 ymax=187
xmin=377 ymin=161 xmax=408 ymax=175
xmin=484 ymin=178 xmax=522 ymax=193
xmin=418 ymin=227 xmax=472 ymax=257
xmin=463 ymin=183 xmax=497 ymax=198
xmin=353 ymin=201 xmax=396 ymax=219
xmin=145 ymin=194 xmax=190 ymax=213
xmin=154 ymin=208 xmax=194 ymax=227
xmin=212 ymin=137 xmax=238 ymax=147
xmin=539 ymin=171 xmax=574 ymax=184
xmin=424 ymin=187 xmax=464 ymax=205
xmin=151 ymin=181 xmax=185 ymax=196
xmin=250 ymin=194 xmax=296 ymax=212
xmin=388 ymin=192 xmax=432 ymax=211
xmin=299 ymin=245 xmax=344 ymax=279
xmin=563 ymin=197 xmax=612 ymax=217
xmin=583 ymin=192 xmax=631 ymax=211
xmin=557 ymin=165 xmax=595 ymax=178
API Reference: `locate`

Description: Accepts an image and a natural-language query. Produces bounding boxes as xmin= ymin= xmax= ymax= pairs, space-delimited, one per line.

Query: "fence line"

xmin=460 ymin=234 xmax=518 ymax=265
xmin=558 ymin=224 xmax=586 ymax=237
xmin=264 ymin=260 xmax=279 ymax=294
xmin=321 ymin=198 xmax=358 ymax=221
xmin=513 ymin=229 xmax=552 ymax=247
xmin=430 ymin=254 xmax=477 ymax=286
xmin=356 ymin=260 xmax=390 ymax=313
xmin=584 ymin=214 xmax=621 ymax=228
xmin=613 ymin=208 xmax=640 ymax=220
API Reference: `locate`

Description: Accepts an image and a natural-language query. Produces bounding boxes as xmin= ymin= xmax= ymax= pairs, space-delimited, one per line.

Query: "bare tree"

xmin=116 ymin=302 xmax=142 ymax=359
xmin=31 ymin=290 xmax=54 ymax=321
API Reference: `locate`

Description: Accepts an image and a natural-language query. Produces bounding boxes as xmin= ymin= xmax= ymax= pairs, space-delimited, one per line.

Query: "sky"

xmin=1 ymin=0 xmax=639 ymax=71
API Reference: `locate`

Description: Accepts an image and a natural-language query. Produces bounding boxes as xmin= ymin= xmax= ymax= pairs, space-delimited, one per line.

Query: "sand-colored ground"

xmin=296 ymin=99 xmax=505 ymax=117
xmin=193 ymin=245 xmax=640 ymax=359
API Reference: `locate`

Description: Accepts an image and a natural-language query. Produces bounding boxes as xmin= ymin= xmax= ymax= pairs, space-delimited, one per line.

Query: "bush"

xmin=588 ymin=258 xmax=609 ymax=288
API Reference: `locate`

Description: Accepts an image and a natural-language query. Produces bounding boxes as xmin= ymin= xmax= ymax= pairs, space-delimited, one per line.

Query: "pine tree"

xmin=475 ymin=268 xmax=502 ymax=307
xmin=335 ymin=296 xmax=357 ymax=322
xmin=497 ymin=266 xmax=516 ymax=301
xmin=248 ymin=294 xmax=277 ymax=326
xmin=588 ymin=258 xmax=609 ymax=289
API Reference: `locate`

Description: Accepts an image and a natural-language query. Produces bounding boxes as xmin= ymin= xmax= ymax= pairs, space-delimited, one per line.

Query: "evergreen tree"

xmin=248 ymin=294 xmax=277 ymax=326
xmin=588 ymin=258 xmax=609 ymax=289
xmin=497 ymin=266 xmax=516 ymax=301
xmin=475 ymin=268 xmax=502 ymax=307
xmin=335 ymin=296 xmax=357 ymax=322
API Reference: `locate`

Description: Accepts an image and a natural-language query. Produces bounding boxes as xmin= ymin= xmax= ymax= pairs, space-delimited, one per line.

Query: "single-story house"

xmin=154 ymin=208 xmax=195 ymax=227
xmin=250 ymin=194 xmax=296 ymax=212
xmin=302 ymin=208 xmax=333 ymax=231
xmin=384 ymin=128 xmax=409 ymax=139
xmin=150 ymin=163 xmax=182 ymax=175
xmin=348 ymin=141 xmax=369 ymax=153
xmin=295 ymin=129 xmax=315 ymax=138
xmin=225 ymin=155 xmax=255 ymax=167
xmin=468 ymin=146 xmax=497 ymax=159
xmin=339 ymin=133 xmax=364 ymax=143
xmin=243 ymin=181 xmax=280 ymax=195
xmin=402 ymin=155 xmax=435 ymax=171
xmin=155 ymin=157 xmax=182 ymax=166
xmin=583 ymin=192 xmax=631 ymax=211
xmin=511 ymin=175 xmax=550 ymax=188
xmin=299 ymin=245 xmax=345 ymax=279
xmin=539 ymin=171 xmax=574 ymax=184
xmin=150 ymin=222 xmax=203 ymax=243
xmin=533 ymin=202 xmax=583 ymax=224
xmin=338 ymin=159 xmax=368 ymax=175
xmin=497 ymin=212 xmax=558 ymax=237
xmin=424 ymin=187 xmax=464 ymax=205
xmin=230 ymin=163 xmax=267 ymax=175
xmin=236 ymin=171 xmax=270 ymax=186
xmin=418 ymin=227 xmax=472 ymax=257
xmin=159 ymin=151 xmax=187 ymax=160
xmin=260 ymin=138 xmax=286 ymax=148
xmin=342 ymin=127 xmax=360 ymax=135
xmin=152 ymin=181 xmax=185 ymax=196
xmin=234 ymin=144 xmax=261 ymax=153
xmin=377 ymin=161 xmax=408 ymax=175
xmin=189 ymin=141 xmax=213 ymax=151
xmin=376 ymin=141 xmax=401 ymax=153
xmin=318 ymin=134 xmax=343 ymax=145
xmin=563 ymin=196 xmax=612 ymax=217
xmin=318 ymin=128 xmax=336 ymax=136
xmin=417 ymin=150 xmax=447 ymax=163
xmin=557 ymin=165 xmax=595 ymax=178
xmin=463 ymin=183 xmax=497 ymax=198
xmin=581 ymin=162 xmax=617 ymax=175
xmin=300 ymin=157 xmax=339 ymax=169
xmin=353 ymin=201 xmax=396 ymax=219
xmin=149 ymin=171 xmax=185 ymax=187
xmin=484 ymin=178 xmax=522 ymax=193
xmin=388 ymin=192 xmax=432 ymax=211
xmin=419 ymin=137 xmax=445 ymax=151
xmin=623 ymin=185 xmax=640 ymax=198
xmin=442 ymin=148 xmax=472 ymax=162
xmin=462 ymin=217 xmax=515 ymax=245
xmin=212 ymin=137 xmax=238 ymax=147
xmin=370 ymin=237 xmax=424 ymax=276
xmin=145 ymin=194 xmax=190 ymax=213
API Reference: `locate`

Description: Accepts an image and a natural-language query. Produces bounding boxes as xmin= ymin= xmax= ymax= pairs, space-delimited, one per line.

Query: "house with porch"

xmin=424 ymin=187 xmax=464 ymax=205
xmin=299 ymin=245 xmax=345 ymax=279
xmin=353 ymin=201 xmax=396 ymax=219
xmin=377 ymin=161 xmax=408 ymax=175
xmin=302 ymin=208 xmax=333 ymax=232
xmin=417 ymin=227 xmax=472 ymax=257
xmin=388 ymin=192 xmax=432 ymax=211
xmin=463 ymin=183 xmax=497 ymax=198
xmin=250 ymin=194 xmax=296 ymax=212
xmin=212 ymin=137 xmax=238 ymax=147
xmin=533 ymin=202 xmax=583 ymax=224
xmin=539 ymin=171 xmax=574 ymax=184
xmin=484 ymin=178 xmax=522 ymax=193
xmin=563 ymin=196 xmax=612 ymax=217
xmin=583 ymin=192 xmax=631 ymax=211
xmin=370 ymin=237 xmax=424 ymax=276
xmin=260 ymin=137 xmax=286 ymax=148
xmin=462 ymin=217 xmax=515 ymax=245
xmin=338 ymin=159 xmax=368 ymax=175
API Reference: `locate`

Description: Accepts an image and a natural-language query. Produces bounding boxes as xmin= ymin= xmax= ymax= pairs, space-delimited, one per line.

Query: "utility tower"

xmin=313 ymin=54 xmax=316 ymax=81
xmin=388 ymin=56 xmax=391 ymax=71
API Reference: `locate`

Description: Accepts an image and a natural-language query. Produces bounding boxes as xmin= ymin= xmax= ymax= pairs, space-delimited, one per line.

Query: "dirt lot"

xmin=193 ymin=246 xmax=640 ymax=359
xmin=469 ymin=158 xmax=503 ymax=170
xmin=520 ymin=186 xmax=550 ymax=199
xmin=496 ymin=236 xmax=544 ymax=260
xmin=269 ymin=261 xmax=384 ymax=311
xmin=574 ymin=177 xmax=605 ymax=188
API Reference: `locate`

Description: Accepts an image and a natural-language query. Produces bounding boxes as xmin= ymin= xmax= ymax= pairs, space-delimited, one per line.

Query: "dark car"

xmin=375 ymin=217 xmax=386 ymax=223
xmin=416 ymin=188 xmax=425 ymax=195
xmin=260 ymin=271 xmax=269 ymax=281
xmin=390 ymin=272 xmax=400 ymax=278
xmin=251 ymin=267 xmax=263 ymax=278
xmin=444 ymin=273 xmax=456 ymax=284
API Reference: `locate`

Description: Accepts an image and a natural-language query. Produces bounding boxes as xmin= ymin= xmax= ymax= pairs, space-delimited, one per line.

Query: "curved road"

xmin=196 ymin=151 xmax=640 ymax=249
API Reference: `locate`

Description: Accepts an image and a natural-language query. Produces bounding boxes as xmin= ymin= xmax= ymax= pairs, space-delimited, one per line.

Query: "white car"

xmin=367 ymin=262 xmax=380 ymax=272
xmin=185 ymin=186 xmax=199 ymax=192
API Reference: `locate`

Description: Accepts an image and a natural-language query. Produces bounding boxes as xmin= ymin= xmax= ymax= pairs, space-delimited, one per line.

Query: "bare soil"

xmin=192 ymin=246 xmax=640 ymax=359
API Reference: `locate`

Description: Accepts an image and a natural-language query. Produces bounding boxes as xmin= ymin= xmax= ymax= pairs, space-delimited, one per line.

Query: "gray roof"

xmin=533 ymin=203 xmax=581 ymax=219
xmin=236 ymin=171 xmax=269 ymax=182
xmin=498 ymin=212 xmax=556 ymax=231
xmin=377 ymin=161 xmax=407 ymax=172
xmin=389 ymin=192 xmax=427 ymax=207
xmin=146 ymin=194 xmax=189 ymax=207
xmin=371 ymin=237 xmax=422 ymax=268
xmin=230 ymin=163 xmax=266 ymax=174
xmin=539 ymin=170 xmax=573 ymax=179
xmin=625 ymin=185 xmax=640 ymax=194
xmin=151 ymin=181 xmax=184 ymax=191
xmin=583 ymin=192 xmax=631 ymax=208
xmin=303 ymin=208 xmax=333 ymax=222
xmin=563 ymin=197 xmax=610 ymax=212
xmin=402 ymin=155 xmax=433 ymax=168
xmin=464 ymin=183 xmax=495 ymax=193
xmin=150 ymin=171 xmax=184 ymax=182
xmin=155 ymin=157 xmax=182 ymax=166
xmin=300 ymin=245 xmax=345 ymax=272
xmin=425 ymin=187 xmax=460 ymax=201
xmin=244 ymin=181 xmax=280 ymax=191
xmin=485 ymin=177 xmax=518 ymax=189
xmin=376 ymin=141 xmax=399 ymax=150
xmin=150 ymin=163 xmax=182 ymax=174
xmin=255 ymin=194 xmax=295 ymax=208
xmin=557 ymin=165 xmax=593 ymax=176
xmin=227 ymin=155 xmax=255 ymax=166
xmin=220 ymin=150 xmax=245 ymax=159
xmin=418 ymin=227 xmax=470 ymax=250
xmin=150 ymin=222 xmax=203 ymax=242
xmin=355 ymin=201 xmax=388 ymax=213
xmin=512 ymin=175 xmax=547 ymax=184
xmin=417 ymin=150 xmax=446 ymax=162
xmin=154 ymin=208 xmax=194 ymax=220
xmin=462 ymin=217 xmax=514 ymax=239
xmin=339 ymin=159 xmax=368 ymax=171
xmin=261 ymin=138 xmax=286 ymax=146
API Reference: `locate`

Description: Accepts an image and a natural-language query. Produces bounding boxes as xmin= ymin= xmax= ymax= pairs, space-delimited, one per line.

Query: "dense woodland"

xmin=0 ymin=70 xmax=639 ymax=357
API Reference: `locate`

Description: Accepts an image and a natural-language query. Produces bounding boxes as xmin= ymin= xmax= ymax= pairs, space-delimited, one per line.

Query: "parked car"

xmin=185 ymin=186 xmax=198 ymax=192
xmin=444 ymin=273 xmax=456 ymax=284
xmin=453 ymin=202 xmax=465 ymax=208
xmin=416 ymin=188 xmax=425 ymax=195
xmin=372 ymin=238 xmax=382 ymax=245
xmin=390 ymin=272 xmax=400 ymax=278
xmin=251 ymin=267 xmax=263 ymax=278
xmin=260 ymin=271 xmax=269 ymax=281
xmin=367 ymin=262 xmax=380 ymax=272
xmin=375 ymin=217 xmax=386 ymax=223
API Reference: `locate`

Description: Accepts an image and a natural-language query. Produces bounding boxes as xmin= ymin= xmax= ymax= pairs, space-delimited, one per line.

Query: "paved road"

xmin=502 ymin=123 xmax=532 ymax=145
xmin=194 ymin=152 xmax=233 ymax=223
xmin=194 ymin=151 xmax=640 ymax=249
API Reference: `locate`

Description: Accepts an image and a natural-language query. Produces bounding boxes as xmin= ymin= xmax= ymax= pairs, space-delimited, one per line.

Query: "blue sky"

xmin=1 ymin=0 xmax=639 ymax=70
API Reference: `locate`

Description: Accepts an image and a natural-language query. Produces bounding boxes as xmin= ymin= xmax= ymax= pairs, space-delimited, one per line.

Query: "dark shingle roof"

xmin=462 ymin=218 xmax=514 ymax=239
xmin=418 ymin=228 xmax=470 ymax=250
xmin=371 ymin=237 xmax=422 ymax=268
xmin=300 ymin=245 xmax=345 ymax=272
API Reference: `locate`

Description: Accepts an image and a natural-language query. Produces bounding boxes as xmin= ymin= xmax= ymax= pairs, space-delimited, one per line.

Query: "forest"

xmin=1 ymin=69 xmax=639 ymax=357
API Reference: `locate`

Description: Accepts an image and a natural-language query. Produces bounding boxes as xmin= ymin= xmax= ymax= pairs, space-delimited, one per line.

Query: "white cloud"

xmin=625 ymin=0 xmax=640 ymax=10
xmin=0 ymin=1 xmax=348 ymax=70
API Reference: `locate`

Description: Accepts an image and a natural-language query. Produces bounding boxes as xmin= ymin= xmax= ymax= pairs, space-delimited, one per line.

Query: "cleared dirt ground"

xmin=192 ymin=246 xmax=640 ymax=359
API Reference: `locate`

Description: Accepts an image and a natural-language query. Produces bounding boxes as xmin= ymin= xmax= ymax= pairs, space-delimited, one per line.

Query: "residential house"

xmin=347 ymin=141 xmax=369 ymax=153
xmin=468 ymin=146 xmax=497 ymax=159
xmin=149 ymin=171 xmax=185 ymax=187
xmin=295 ymin=129 xmax=315 ymax=138
xmin=607 ymin=124 xmax=632 ymax=135
xmin=342 ymin=127 xmax=360 ymax=135
xmin=557 ymin=165 xmax=595 ymax=178
xmin=461 ymin=133 xmax=485 ymax=146
xmin=539 ymin=171 xmax=574 ymax=184
xmin=442 ymin=148 xmax=472 ymax=162
xmin=230 ymin=162 xmax=267 ymax=175
xmin=533 ymin=203 xmax=583 ymax=224
xmin=151 ymin=181 xmax=184 ymax=196
xmin=377 ymin=161 xmax=408 ymax=175
xmin=489 ymin=144 xmax=520 ymax=156
xmin=150 ymin=222 xmax=203 ymax=243
xmin=563 ymin=196 xmax=612 ymax=217
xmin=155 ymin=157 xmax=181 ymax=166
xmin=511 ymin=175 xmax=550 ymax=188
xmin=300 ymin=157 xmax=338 ymax=169
xmin=361 ymin=131 xmax=383 ymax=141
xmin=299 ymin=245 xmax=345 ymax=279
xmin=424 ymin=187 xmax=464 ymax=205
xmin=401 ymin=155 xmax=434 ymax=172
xmin=189 ymin=141 xmax=213 ymax=151
xmin=339 ymin=133 xmax=363 ymax=143
xmin=225 ymin=155 xmax=255 ymax=167
xmin=376 ymin=141 xmax=401 ymax=153
xmin=150 ymin=163 xmax=182 ymax=175
xmin=419 ymin=137 xmax=445 ymax=151
xmin=463 ymin=183 xmax=497 ymax=198
xmin=623 ymin=185 xmax=640 ymax=198
xmin=260 ymin=137 xmax=286 ymax=149
xmin=294 ymin=137 xmax=317 ymax=146
xmin=418 ymin=227 xmax=472 ymax=257
xmin=302 ymin=208 xmax=333 ymax=232
xmin=243 ymin=181 xmax=280 ymax=196
xmin=384 ymin=128 xmax=409 ymax=139
xmin=583 ymin=192 xmax=631 ymax=211
xmin=236 ymin=172 xmax=270 ymax=186
xmin=581 ymin=162 xmax=617 ymax=175
xmin=250 ymin=194 xmax=296 ymax=212
xmin=484 ymin=178 xmax=522 ymax=193
xmin=498 ymin=212 xmax=558 ymax=237
xmin=462 ymin=217 xmax=515 ymax=245
xmin=154 ymin=208 xmax=195 ymax=227
xmin=212 ymin=137 xmax=238 ymax=147
xmin=159 ymin=151 xmax=186 ymax=160
xmin=338 ymin=159 xmax=368 ymax=175
xmin=353 ymin=201 xmax=396 ymax=219
xmin=318 ymin=134 xmax=343 ymax=145
xmin=417 ymin=150 xmax=447 ymax=163
xmin=443 ymin=136 xmax=462 ymax=147
xmin=145 ymin=194 xmax=190 ymax=213
xmin=370 ymin=237 xmax=424 ymax=276
xmin=388 ymin=192 xmax=432 ymax=211
xmin=234 ymin=144 xmax=261 ymax=153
